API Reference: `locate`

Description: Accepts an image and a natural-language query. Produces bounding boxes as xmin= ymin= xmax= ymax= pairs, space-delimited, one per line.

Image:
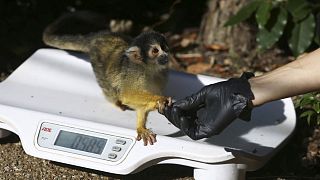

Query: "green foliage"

xmin=224 ymin=0 xmax=260 ymax=26
xmin=225 ymin=0 xmax=320 ymax=57
xmin=296 ymin=92 xmax=320 ymax=125
xmin=289 ymin=14 xmax=315 ymax=56
xmin=257 ymin=7 xmax=287 ymax=50
xmin=255 ymin=0 xmax=272 ymax=27
xmin=287 ymin=0 xmax=311 ymax=22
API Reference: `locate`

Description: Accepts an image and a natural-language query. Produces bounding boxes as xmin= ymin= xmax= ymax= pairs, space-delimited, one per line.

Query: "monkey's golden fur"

xmin=43 ymin=14 xmax=171 ymax=146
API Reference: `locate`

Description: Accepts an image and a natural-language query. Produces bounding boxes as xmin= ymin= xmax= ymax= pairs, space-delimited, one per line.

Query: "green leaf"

xmin=304 ymin=93 xmax=315 ymax=100
xmin=300 ymin=110 xmax=315 ymax=125
xmin=224 ymin=0 xmax=260 ymax=26
xmin=256 ymin=7 xmax=288 ymax=50
xmin=300 ymin=110 xmax=315 ymax=118
xmin=287 ymin=0 xmax=311 ymax=22
xmin=256 ymin=0 xmax=272 ymax=28
xmin=307 ymin=114 xmax=312 ymax=125
xmin=298 ymin=93 xmax=315 ymax=108
xmin=289 ymin=14 xmax=315 ymax=57
xmin=314 ymin=102 xmax=320 ymax=113
xmin=299 ymin=98 xmax=312 ymax=108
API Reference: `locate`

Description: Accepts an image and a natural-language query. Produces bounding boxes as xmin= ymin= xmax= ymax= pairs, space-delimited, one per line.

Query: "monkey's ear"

xmin=125 ymin=46 xmax=142 ymax=64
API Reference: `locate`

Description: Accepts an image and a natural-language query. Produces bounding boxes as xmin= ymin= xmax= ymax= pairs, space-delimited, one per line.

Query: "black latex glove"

xmin=162 ymin=72 xmax=255 ymax=140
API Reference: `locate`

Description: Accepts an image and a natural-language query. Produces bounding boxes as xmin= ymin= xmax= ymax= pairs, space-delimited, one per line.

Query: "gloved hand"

xmin=161 ymin=72 xmax=255 ymax=140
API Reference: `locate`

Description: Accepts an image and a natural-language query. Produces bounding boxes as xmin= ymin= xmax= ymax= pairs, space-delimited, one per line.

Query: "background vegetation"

xmin=226 ymin=0 xmax=320 ymax=57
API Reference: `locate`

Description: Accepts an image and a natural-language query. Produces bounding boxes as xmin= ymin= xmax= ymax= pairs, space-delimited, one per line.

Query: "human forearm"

xmin=249 ymin=48 xmax=320 ymax=106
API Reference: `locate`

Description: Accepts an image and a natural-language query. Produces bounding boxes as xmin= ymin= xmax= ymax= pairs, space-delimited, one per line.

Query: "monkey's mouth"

xmin=157 ymin=55 xmax=168 ymax=65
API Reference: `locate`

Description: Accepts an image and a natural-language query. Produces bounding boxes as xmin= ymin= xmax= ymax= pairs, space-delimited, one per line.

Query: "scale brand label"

xmin=41 ymin=127 xmax=52 ymax=132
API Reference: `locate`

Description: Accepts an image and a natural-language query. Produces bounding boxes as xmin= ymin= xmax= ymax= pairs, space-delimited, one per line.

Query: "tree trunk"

xmin=198 ymin=0 xmax=256 ymax=55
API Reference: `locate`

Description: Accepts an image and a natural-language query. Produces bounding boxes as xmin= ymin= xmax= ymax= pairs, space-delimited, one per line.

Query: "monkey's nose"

xmin=158 ymin=55 xmax=168 ymax=65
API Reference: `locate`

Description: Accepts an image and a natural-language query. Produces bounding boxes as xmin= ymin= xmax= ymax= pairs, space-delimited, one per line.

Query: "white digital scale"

xmin=0 ymin=49 xmax=296 ymax=179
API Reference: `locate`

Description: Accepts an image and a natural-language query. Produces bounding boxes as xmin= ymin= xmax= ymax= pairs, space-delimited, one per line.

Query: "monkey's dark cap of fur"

xmin=131 ymin=31 xmax=168 ymax=63
xmin=131 ymin=31 xmax=168 ymax=50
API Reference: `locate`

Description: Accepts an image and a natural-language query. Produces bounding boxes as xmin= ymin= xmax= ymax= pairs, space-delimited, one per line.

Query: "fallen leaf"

xmin=186 ymin=62 xmax=212 ymax=74
xmin=205 ymin=44 xmax=229 ymax=51
xmin=175 ymin=53 xmax=204 ymax=63
xmin=223 ymin=58 xmax=232 ymax=66
xmin=180 ymin=38 xmax=192 ymax=47
xmin=212 ymin=64 xmax=226 ymax=74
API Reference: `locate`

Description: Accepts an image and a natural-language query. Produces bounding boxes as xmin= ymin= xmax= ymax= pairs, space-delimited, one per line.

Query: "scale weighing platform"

xmin=0 ymin=49 xmax=296 ymax=179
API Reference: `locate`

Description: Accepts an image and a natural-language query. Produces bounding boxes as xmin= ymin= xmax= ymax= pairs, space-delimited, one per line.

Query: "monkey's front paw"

xmin=157 ymin=97 xmax=172 ymax=114
xmin=136 ymin=128 xmax=157 ymax=146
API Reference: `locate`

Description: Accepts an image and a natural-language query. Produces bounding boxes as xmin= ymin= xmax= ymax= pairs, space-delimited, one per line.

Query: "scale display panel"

xmin=54 ymin=130 xmax=107 ymax=155
xmin=37 ymin=122 xmax=134 ymax=162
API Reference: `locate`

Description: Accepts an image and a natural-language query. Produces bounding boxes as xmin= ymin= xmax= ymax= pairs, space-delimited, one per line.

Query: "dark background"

xmin=0 ymin=0 xmax=205 ymax=73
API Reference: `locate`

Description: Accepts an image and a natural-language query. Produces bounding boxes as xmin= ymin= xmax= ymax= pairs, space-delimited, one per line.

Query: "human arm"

xmin=250 ymin=48 xmax=320 ymax=106
xmin=162 ymin=48 xmax=320 ymax=139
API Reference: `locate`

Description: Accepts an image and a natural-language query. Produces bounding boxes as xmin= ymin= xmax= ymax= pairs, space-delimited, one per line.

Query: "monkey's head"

xmin=125 ymin=31 xmax=169 ymax=69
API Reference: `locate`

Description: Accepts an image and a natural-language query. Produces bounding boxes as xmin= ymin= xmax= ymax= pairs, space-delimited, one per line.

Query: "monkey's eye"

xmin=152 ymin=48 xmax=159 ymax=54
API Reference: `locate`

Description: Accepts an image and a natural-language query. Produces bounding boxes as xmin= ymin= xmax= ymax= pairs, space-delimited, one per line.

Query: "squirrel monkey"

xmin=43 ymin=14 xmax=171 ymax=146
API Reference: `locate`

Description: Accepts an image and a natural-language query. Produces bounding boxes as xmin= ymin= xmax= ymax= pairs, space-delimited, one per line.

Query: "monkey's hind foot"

xmin=136 ymin=128 xmax=156 ymax=146
xmin=157 ymin=97 xmax=172 ymax=114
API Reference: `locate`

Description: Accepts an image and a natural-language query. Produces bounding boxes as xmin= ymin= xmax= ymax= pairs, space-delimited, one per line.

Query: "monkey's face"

xmin=147 ymin=43 xmax=169 ymax=66
xmin=126 ymin=31 xmax=170 ymax=68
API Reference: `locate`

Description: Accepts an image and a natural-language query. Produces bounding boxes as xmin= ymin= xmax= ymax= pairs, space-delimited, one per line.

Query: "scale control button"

xmin=115 ymin=139 xmax=126 ymax=145
xmin=112 ymin=146 xmax=121 ymax=152
xmin=108 ymin=153 xmax=117 ymax=159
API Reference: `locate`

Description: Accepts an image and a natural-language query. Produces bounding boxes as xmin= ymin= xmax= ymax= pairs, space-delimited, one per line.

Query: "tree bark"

xmin=198 ymin=0 xmax=256 ymax=55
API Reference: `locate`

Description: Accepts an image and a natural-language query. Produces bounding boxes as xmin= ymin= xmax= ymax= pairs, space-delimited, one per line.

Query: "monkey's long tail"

xmin=43 ymin=14 xmax=92 ymax=53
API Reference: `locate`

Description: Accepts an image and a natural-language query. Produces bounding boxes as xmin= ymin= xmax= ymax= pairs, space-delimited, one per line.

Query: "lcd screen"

xmin=54 ymin=130 xmax=107 ymax=155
